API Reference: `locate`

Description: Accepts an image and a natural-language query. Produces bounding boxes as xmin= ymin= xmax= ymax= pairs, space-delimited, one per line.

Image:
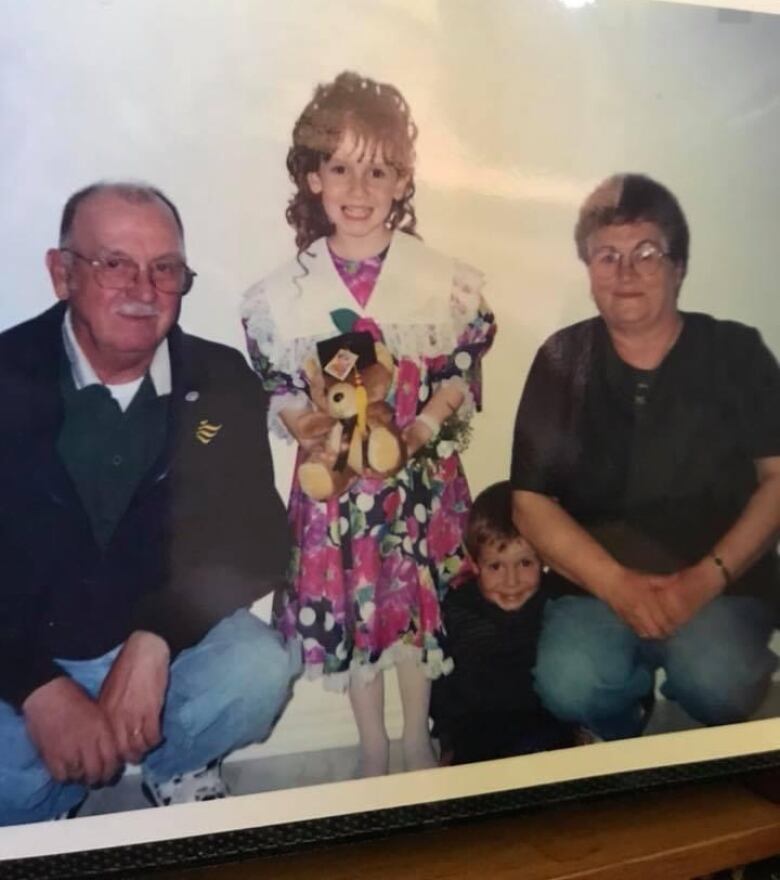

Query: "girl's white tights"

xmin=349 ymin=659 xmax=438 ymax=778
xmin=396 ymin=658 xmax=438 ymax=771
xmin=349 ymin=673 xmax=389 ymax=777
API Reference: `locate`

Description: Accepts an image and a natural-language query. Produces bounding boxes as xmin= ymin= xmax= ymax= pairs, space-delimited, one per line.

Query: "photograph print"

xmin=0 ymin=0 xmax=778 ymax=872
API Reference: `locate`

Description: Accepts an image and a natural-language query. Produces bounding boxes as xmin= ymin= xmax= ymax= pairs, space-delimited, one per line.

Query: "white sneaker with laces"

xmin=142 ymin=760 xmax=229 ymax=807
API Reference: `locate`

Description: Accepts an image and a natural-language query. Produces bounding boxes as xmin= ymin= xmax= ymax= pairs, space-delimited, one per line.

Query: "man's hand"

xmin=597 ymin=568 xmax=677 ymax=640
xmin=649 ymin=561 xmax=723 ymax=632
xmin=98 ymin=631 xmax=170 ymax=765
xmin=23 ymin=677 xmax=120 ymax=785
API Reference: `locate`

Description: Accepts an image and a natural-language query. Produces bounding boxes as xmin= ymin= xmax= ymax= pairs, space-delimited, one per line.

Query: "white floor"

xmin=78 ymin=674 xmax=780 ymax=819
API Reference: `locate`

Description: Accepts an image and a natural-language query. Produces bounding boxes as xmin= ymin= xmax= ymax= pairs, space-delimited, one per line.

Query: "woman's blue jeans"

xmin=534 ymin=595 xmax=778 ymax=741
xmin=0 ymin=610 xmax=301 ymax=825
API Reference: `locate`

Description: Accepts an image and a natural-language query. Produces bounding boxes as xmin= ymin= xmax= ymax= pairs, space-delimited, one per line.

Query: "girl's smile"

xmin=306 ymin=130 xmax=409 ymax=260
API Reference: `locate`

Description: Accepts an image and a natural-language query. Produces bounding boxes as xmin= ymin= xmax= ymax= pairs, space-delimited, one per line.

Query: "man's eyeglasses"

xmin=588 ymin=240 xmax=669 ymax=281
xmin=61 ymin=249 xmax=197 ymax=295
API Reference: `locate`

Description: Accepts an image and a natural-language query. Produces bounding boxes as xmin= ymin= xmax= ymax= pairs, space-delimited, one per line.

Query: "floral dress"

xmin=242 ymin=233 xmax=495 ymax=690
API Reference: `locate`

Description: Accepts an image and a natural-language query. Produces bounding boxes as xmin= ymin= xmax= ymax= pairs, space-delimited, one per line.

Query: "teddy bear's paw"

xmin=367 ymin=426 xmax=403 ymax=475
xmin=299 ymin=461 xmax=337 ymax=501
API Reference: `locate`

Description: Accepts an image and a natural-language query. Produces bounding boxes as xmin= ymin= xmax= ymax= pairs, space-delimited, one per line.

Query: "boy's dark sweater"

xmin=431 ymin=578 xmax=571 ymax=762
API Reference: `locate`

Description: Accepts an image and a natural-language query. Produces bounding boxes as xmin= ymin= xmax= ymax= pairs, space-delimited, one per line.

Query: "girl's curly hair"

xmin=286 ymin=71 xmax=418 ymax=254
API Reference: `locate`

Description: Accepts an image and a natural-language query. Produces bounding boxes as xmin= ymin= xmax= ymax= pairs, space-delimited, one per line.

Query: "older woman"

xmin=511 ymin=174 xmax=780 ymax=740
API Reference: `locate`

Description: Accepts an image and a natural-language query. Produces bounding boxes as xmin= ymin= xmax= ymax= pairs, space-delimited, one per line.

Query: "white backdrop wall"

xmin=1 ymin=0 xmax=778 ymax=757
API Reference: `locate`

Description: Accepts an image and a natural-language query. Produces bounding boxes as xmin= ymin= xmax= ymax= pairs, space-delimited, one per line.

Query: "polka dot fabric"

xmin=275 ymin=300 xmax=495 ymax=688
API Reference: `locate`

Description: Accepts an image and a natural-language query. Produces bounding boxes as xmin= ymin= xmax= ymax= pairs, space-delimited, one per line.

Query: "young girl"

xmin=242 ymin=71 xmax=495 ymax=777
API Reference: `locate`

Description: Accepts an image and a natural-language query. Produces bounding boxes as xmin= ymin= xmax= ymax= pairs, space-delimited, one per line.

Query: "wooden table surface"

xmin=159 ymin=772 xmax=780 ymax=880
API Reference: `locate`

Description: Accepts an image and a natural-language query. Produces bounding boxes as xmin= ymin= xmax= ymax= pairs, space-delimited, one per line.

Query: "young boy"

xmin=430 ymin=481 xmax=574 ymax=765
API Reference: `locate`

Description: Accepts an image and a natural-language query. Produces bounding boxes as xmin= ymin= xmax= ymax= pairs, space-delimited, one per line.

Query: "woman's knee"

xmin=664 ymin=598 xmax=778 ymax=725
xmin=534 ymin=642 xmax=645 ymax=722
xmin=534 ymin=597 xmax=646 ymax=721
xmin=664 ymin=646 xmax=776 ymax=725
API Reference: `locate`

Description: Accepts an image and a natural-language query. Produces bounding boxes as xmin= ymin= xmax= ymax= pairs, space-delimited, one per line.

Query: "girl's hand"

xmin=402 ymin=418 xmax=434 ymax=458
xmin=283 ymin=409 xmax=336 ymax=452
xmin=307 ymin=443 xmax=338 ymax=468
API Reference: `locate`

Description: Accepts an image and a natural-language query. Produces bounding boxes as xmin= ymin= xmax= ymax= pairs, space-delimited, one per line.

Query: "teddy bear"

xmin=297 ymin=331 xmax=405 ymax=501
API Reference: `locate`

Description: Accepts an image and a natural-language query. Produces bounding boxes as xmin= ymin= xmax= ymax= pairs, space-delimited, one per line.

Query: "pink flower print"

xmin=427 ymin=508 xmax=463 ymax=563
xmin=426 ymin=354 xmax=449 ymax=377
xmin=383 ymin=490 xmax=401 ymax=520
xmin=418 ymin=578 xmax=443 ymax=633
xmin=440 ymin=474 xmax=469 ymax=512
xmin=303 ymin=506 xmax=329 ymax=547
xmin=381 ymin=553 xmax=419 ymax=599
xmin=378 ymin=600 xmax=415 ymax=647
xmin=405 ymin=515 xmax=420 ymax=542
xmin=351 ymin=536 xmax=381 ymax=588
xmin=353 ymin=317 xmax=383 ymax=342
xmin=356 ymin=474 xmax=384 ymax=494
xmin=435 ymin=453 xmax=459 ymax=484
xmin=300 ymin=545 xmax=344 ymax=608
xmin=394 ymin=358 xmax=421 ymax=428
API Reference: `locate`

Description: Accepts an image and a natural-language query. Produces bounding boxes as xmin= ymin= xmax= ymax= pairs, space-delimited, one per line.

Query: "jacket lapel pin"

xmin=196 ymin=420 xmax=222 ymax=445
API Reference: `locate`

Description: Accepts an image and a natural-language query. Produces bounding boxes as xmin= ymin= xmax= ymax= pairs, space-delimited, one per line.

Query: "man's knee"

xmin=168 ymin=610 xmax=301 ymax=735
xmin=220 ymin=612 xmax=301 ymax=709
xmin=0 ymin=705 xmax=86 ymax=825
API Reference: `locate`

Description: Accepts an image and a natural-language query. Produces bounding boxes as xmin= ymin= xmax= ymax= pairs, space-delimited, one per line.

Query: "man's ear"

xmin=46 ymin=248 xmax=72 ymax=301
xmin=306 ymin=171 xmax=323 ymax=195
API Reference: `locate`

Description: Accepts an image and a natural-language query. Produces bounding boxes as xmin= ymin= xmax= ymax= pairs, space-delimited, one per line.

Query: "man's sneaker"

xmin=141 ymin=760 xmax=229 ymax=807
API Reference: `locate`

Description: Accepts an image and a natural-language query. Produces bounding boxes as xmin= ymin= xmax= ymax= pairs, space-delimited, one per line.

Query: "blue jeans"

xmin=0 ymin=610 xmax=301 ymax=825
xmin=534 ymin=595 xmax=778 ymax=741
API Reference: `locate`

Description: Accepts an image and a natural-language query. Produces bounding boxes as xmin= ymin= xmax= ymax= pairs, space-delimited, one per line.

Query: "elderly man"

xmin=0 ymin=182 xmax=299 ymax=825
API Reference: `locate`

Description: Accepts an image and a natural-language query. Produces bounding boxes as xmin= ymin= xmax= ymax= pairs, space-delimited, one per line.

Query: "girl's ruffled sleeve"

xmin=427 ymin=261 xmax=496 ymax=419
xmin=241 ymin=280 xmax=311 ymax=442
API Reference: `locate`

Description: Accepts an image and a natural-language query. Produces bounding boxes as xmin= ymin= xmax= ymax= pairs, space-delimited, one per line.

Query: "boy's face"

xmin=476 ymin=538 xmax=541 ymax=612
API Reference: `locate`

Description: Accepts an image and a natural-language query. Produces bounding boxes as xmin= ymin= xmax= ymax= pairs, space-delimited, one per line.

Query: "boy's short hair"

xmin=465 ymin=481 xmax=528 ymax=560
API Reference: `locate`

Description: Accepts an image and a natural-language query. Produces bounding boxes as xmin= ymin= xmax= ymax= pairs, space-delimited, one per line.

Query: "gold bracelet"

xmin=710 ymin=553 xmax=732 ymax=586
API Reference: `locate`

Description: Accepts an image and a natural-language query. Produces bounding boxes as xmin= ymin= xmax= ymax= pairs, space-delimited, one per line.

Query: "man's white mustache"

xmin=115 ymin=303 xmax=160 ymax=317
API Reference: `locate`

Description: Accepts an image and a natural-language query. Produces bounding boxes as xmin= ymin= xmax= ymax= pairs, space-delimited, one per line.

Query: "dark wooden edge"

xmin=3 ymin=749 xmax=779 ymax=880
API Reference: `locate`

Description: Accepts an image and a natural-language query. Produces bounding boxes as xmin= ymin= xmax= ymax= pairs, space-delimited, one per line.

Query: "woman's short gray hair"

xmin=574 ymin=173 xmax=690 ymax=275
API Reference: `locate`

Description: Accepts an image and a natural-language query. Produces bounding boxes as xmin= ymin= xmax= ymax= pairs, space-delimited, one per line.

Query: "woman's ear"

xmin=673 ymin=263 xmax=685 ymax=296
xmin=307 ymin=171 xmax=324 ymax=195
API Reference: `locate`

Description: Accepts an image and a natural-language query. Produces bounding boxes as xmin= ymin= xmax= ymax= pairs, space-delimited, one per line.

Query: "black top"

xmin=0 ymin=303 xmax=291 ymax=708
xmin=431 ymin=579 xmax=551 ymax=721
xmin=510 ymin=312 xmax=780 ymax=605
